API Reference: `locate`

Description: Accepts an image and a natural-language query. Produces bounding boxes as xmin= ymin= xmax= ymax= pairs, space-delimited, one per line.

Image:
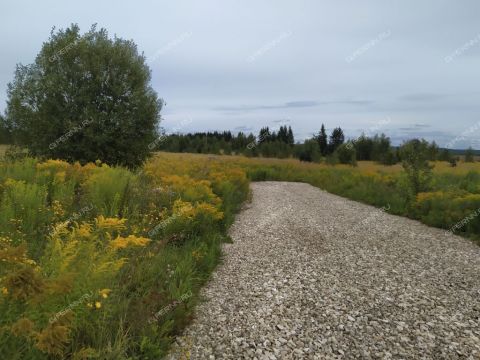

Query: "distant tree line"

xmin=153 ymin=123 xmax=478 ymax=166
xmin=157 ymin=125 xmax=296 ymax=158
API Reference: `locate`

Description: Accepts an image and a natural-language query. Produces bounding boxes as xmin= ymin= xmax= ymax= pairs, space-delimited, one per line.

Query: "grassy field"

xmin=0 ymin=145 xmax=7 ymax=157
xmin=0 ymin=153 xmax=249 ymax=359
xmin=149 ymin=153 xmax=480 ymax=240
xmin=233 ymin=154 xmax=480 ymax=240
xmin=1 ymin=152 xmax=479 ymax=358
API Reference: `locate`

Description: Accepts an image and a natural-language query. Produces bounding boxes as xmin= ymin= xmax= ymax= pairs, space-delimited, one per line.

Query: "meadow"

xmin=0 ymin=153 xmax=249 ymax=359
xmin=1 ymin=151 xmax=479 ymax=359
xmin=0 ymin=144 xmax=7 ymax=157
xmin=238 ymin=156 xmax=480 ymax=240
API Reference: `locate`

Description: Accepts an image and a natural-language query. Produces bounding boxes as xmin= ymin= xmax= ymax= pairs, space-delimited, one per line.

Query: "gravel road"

xmin=168 ymin=182 xmax=480 ymax=359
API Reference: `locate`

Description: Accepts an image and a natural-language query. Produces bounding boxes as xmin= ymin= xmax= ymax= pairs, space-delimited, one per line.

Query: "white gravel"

xmin=168 ymin=182 xmax=480 ymax=359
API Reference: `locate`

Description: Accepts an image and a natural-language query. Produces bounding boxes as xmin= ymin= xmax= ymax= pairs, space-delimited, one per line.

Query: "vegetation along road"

xmin=169 ymin=182 xmax=480 ymax=359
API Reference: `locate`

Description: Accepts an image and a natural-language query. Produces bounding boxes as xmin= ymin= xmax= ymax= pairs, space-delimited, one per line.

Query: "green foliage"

xmin=336 ymin=143 xmax=357 ymax=166
xmin=316 ymin=124 xmax=328 ymax=156
xmin=0 ymin=114 xmax=12 ymax=144
xmin=295 ymin=139 xmax=320 ymax=162
xmin=465 ymin=147 xmax=475 ymax=162
xmin=427 ymin=141 xmax=439 ymax=160
xmin=399 ymin=139 xmax=433 ymax=197
xmin=438 ymin=148 xmax=452 ymax=162
xmin=244 ymin=157 xmax=480 ymax=241
xmin=328 ymin=127 xmax=345 ymax=154
xmin=5 ymin=24 xmax=162 ymax=168
xmin=157 ymin=124 xmax=403 ymax=166
xmin=84 ymin=165 xmax=134 ymax=217
xmin=0 ymin=154 xmax=249 ymax=358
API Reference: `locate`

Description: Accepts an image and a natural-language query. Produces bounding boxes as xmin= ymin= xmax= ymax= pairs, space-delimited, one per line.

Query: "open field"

xmin=155 ymin=152 xmax=480 ymax=241
xmin=1 ymin=152 xmax=480 ymax=358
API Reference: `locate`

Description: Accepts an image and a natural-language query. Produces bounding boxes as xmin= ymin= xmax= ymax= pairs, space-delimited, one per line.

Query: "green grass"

xmin=239 ymin=158 xmax=480 ymax=242
xmin=0 ymin=144 xmax=8 ymax=157
xmin=0 ymin=155 xmax=250 ymax=359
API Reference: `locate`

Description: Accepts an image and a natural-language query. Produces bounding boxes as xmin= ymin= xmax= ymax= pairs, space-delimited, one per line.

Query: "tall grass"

xmin=241 ymin=157 xmax=480 ymax=241
xmin=0 ymin=154 xmax=249 ymax=359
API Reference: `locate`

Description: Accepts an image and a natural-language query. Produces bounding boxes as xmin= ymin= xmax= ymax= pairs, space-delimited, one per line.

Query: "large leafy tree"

xmin=6 ymin=24 xmax=162 ymax=168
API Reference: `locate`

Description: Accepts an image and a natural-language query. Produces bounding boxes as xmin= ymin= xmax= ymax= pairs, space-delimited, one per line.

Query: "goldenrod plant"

xmin=0 ymin=153 xmax=249 ymax=358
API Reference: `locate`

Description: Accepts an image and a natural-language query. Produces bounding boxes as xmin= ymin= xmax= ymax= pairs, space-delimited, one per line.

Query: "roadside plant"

xmin=399 ymin=139 xmax=433 ymax=199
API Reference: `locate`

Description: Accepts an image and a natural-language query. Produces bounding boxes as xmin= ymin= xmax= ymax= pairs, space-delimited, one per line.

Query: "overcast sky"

xmin=1 ymin=0 xmax=480 ymax=148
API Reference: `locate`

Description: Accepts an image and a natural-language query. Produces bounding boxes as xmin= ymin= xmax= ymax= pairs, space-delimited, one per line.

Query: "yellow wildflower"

xmin=52 ymin=200 xmax=65 ymax=217
xmin=11 ymin=317 xmax=35 ymax=337
xmin=95 ymin=302 xmax=101 ymax=309
xmin=110 ymin=235 xmax=150 ymax=250
xmin=54 ymin=171 xmax=66 ymax=184
xmin=1 ymin=287 xmax=8 ymax=295
xmin=191 ymin=250 xmax=203 ymax=261
xmin=76 ymin=223 xmax=92 ymax=238
xmin=99 ymin=289 xmax=111 ymax=299
xmin=172 ymin=200 xmax=196 ymax=219
xmin=36 ymin=159 xmax=71 ymax=172
xmin=95 ymin=216 xmax=127 ymax=232
xmin=195 ymin=202 xmax=224 ymax=220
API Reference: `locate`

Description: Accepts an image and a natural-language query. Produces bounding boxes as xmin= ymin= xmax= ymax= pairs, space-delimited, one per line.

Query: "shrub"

xmin=399 ymin=139 xmax=433 ymax=197
xmin=295 ymin=139 xmax=320 ymax=162
xmin=335 ymin=143 xmax=357 ymax=166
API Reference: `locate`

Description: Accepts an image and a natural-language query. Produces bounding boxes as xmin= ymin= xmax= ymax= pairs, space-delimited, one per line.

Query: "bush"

xmin=295 ymin=139 xmax=320 ymax=162
xmin=399 ymin=139 xmax=433 ymax=197
xmin=336 ymin=143 xmax=357 ymax=166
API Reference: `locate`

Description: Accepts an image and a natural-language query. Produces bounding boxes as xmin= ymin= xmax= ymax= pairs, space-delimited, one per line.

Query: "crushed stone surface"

xmin=168 ymin=182 xmax=480 ymax=359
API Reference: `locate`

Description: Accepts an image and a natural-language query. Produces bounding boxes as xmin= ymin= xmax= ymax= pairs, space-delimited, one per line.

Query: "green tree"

xmin=336 ymin=142 xmax=357 ymax=166
xmin=296 ymin=139 xmax=320 ymax=162
xmin=465 ymin=147 xmax=475 ymax=162
xmin=371 ymin=134 xmax=392 ymax=164
xmin=287 ymin=126 xmax=294 ymax=145
xmin=258 ymin=127 xmax=271 ymax=144
xmin=354 ymin=133 xmax=373 ymax=160
xmin=277 ymin=126 xmax=288 ymax=143
xmin=399 ymin=139 xmax=433 ymax=196
xmin=438 ymin=148 xmax=452 ymax=162
xmin=0 ymin=114 xmax=12 ymax=144
xmin=427 ymin=141 xmax=439 ymax=161
xmin=317 ymin=124 xmax=328 ymax=155
xmin=328 ymin=127 xmax=344 ymax=154
xmin=6 ymin=24 xmax=162 ymax=168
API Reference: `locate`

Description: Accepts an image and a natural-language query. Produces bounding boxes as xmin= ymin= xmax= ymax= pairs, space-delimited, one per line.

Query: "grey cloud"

xmin=234 ymin=125 xmax=254 ymax=132
xmin=400 ymin=93 xmax=446 ymax=102
xmin=213 ymin=99 xmax=372 ymax=113
xmin=0 ymin=1 xmax=479 ymax=148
